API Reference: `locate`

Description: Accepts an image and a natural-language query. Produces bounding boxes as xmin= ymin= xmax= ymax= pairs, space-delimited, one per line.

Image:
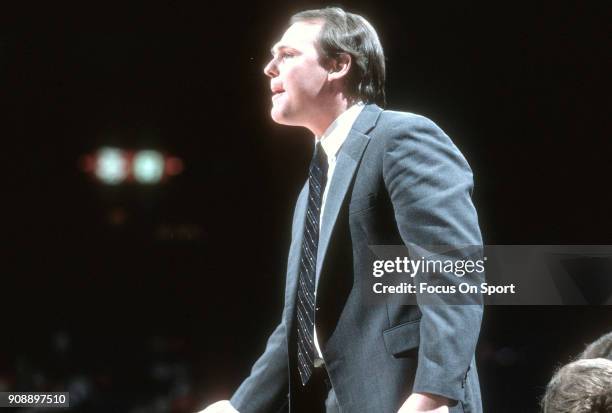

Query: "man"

xmin=201 ymin=7 xmax=483 ymax=413
xmin=541 ymin=358 xmax=612 ymax=413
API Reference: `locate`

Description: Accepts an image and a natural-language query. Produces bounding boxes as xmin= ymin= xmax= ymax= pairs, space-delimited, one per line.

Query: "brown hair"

xmin=290 ymin=7 xmax=386 ymax=107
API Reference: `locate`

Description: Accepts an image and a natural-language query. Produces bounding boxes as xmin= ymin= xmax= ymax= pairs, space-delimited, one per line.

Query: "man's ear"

xmin=327 ymin=53 xmax=351 ymax=81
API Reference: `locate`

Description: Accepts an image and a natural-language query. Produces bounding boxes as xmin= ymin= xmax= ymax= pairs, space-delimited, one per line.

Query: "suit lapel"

xmin=316 ymin=104 xmax=382 ymax=279
xmin=316 ymin=132 xmax=369 ymax=271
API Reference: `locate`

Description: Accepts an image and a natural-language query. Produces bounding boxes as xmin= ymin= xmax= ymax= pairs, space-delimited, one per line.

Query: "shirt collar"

xmin=317 ymin=102 xmax=365 ymax=159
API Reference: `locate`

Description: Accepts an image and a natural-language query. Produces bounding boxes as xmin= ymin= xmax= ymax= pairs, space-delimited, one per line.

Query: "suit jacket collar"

xmin=350 ymin=103 xmax=383 ymax=135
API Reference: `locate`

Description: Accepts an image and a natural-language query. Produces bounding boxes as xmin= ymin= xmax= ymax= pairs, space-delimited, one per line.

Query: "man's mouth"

xmin=272 ymin=90 xmax=285 ymax=101
xmin=271 ymin=84 xmax=285 ymax=101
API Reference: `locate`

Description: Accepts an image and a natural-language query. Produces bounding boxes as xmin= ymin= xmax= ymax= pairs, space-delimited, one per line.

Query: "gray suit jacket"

xmin=231 ymin=104 xmax=483 ymax=413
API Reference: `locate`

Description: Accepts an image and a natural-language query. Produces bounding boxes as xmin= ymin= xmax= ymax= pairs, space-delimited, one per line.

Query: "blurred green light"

xmin=133 ymin=150 xmax=164 ymax=184
xmin=95 ymin=147 xmax=127 ymax=185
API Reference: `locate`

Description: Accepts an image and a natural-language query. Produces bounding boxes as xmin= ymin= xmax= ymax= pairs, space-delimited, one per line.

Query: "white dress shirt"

xmin=312 ymin=102 xmax=365 ymax=363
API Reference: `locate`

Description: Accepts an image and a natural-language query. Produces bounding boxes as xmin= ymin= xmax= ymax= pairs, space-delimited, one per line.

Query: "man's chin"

xmin=270 ymin=108 xmax=292 ymax=126
xmin=270 ymin=106 xmax=308 ymax=128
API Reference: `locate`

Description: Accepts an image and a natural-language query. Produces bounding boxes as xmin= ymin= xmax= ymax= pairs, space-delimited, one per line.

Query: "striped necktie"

xmin=296 ymin=141 xmax=328 ymax=385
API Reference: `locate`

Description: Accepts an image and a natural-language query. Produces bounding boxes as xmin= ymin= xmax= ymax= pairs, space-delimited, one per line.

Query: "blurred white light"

xmin=133 ymin=150 xmax=164 ymax=184
xmin=95 ymin=147 xmax=128 ymax=185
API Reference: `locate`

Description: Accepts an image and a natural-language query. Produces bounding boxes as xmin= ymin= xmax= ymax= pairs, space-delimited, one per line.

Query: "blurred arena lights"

xmin=95 ymin=147 xmax=128 ymax=185
xmin=133 ymin=150 xmax=164 ymax=184
xmin=80 ymin=147 xmax=184 ymax=185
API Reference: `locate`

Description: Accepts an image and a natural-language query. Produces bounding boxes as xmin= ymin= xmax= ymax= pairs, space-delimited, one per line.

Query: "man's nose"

xmin=264 ymin=59 xmax=278 ymax=78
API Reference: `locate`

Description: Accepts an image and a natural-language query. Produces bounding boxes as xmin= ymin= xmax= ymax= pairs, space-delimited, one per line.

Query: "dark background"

xmin=2 ymin=1 xmax=611 ymax=412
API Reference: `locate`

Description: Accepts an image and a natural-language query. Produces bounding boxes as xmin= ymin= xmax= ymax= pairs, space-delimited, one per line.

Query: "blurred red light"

xmin=165 ymin=157 xmax=184 ymax=176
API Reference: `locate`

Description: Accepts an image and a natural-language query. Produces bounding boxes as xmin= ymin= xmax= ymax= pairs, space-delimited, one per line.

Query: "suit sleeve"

xmin=382 ymin=113 xmax=484 ymax=403
xmin=230 ymin=316 xmax=289 ymax=413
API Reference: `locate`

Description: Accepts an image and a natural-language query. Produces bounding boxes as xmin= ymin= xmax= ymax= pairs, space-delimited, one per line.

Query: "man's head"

xmin=541 ymin=358 xmax=612 ymax=413
xmin=264 ymin=7 xmax=385 ymax=135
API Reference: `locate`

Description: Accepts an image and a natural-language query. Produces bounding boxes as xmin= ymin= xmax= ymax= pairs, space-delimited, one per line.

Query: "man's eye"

xmin=281 ymin=53 xmax=295 ymax=60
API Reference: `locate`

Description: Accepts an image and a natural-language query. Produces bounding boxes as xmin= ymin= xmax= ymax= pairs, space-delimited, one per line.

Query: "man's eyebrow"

xmin=270 ymin=44 xmax=296 ymax=56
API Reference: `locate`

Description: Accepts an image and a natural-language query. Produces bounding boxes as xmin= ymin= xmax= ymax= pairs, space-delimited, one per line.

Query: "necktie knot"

xmin=311 ymin=142 xmax=328 ymax=179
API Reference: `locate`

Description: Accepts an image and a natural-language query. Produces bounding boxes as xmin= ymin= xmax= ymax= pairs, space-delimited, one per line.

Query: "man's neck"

xmin=308 ymin=97 xmax=351 ymax=137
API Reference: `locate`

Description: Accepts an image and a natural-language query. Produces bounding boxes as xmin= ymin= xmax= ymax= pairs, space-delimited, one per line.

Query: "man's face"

xmin=264 ymin=21 xmax=330 ymax=129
